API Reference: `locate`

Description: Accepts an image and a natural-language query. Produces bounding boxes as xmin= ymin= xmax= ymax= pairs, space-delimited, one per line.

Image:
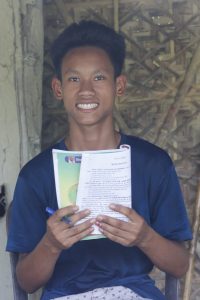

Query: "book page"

xmin=76 ymin=148 xmax=131 ymax=234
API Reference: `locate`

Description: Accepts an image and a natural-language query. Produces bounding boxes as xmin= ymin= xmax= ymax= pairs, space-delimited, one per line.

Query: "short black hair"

xmin=50 ymin=20 xmax=126 ymax=79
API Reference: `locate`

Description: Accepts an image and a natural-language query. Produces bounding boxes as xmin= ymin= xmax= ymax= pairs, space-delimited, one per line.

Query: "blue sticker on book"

xmin=65 ymin=155 xmax=81 ymax=164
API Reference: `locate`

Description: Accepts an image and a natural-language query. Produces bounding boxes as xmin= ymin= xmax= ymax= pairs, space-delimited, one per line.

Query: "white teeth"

xmin=77 ymin=103 xmax=98 ymax=109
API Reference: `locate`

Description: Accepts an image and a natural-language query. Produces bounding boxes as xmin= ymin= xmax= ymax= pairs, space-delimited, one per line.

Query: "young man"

xmin=7 ymin=20 xmax=192 ymax=300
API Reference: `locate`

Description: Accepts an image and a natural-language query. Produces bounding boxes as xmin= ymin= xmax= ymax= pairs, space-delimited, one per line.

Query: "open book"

xmin=52 ymin=145 xmax=132 ymax=239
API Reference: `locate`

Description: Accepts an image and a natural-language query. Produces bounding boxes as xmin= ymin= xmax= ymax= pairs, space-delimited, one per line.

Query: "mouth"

xmin=76 ymin=103 xmax=99 ymax=110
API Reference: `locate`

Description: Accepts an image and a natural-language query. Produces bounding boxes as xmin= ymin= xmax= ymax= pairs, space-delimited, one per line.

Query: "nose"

xmin=78 ymin=79 xmax=95 ymax=97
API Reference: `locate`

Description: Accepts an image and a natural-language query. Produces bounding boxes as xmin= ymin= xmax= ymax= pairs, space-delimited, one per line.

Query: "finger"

xmin=67 ymin=218 xmax=96 ymax=238
xmin=70 ymin=209 xmax=91 ymax=225
xmin=65 ymin=226 xmax=95 ymax=248
xmin=98 ymin=226 xmax=129 ymax=247
xmin=96 ymin=214 xmax=133 ymax=233
xmin=55 ymin=208 xmax=92 ymax=227
xmin=49 ymin=206 xmax=89 ymax=226
xmin=49 ymin=209 xmax=92 ymax=233
xmin=47 ymin=221 xmax=95 ymax=250
xmin=109 ymin=204 xmax=138 ymax=221
xmin=97 ymin=219 xmax=133 ymax=240
xmin=52 ymin=205 xmax=79 ymax=223
xmin=59 ymin=219 xmax=96 ymax=247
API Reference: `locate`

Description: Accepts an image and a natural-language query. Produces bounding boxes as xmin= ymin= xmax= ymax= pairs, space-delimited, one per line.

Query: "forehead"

xmin=61 ymin=46 xmax=113 ymax=70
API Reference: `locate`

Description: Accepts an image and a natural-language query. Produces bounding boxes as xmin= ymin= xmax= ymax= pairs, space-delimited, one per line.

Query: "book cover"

xmin=53 ymin=146 xmax=131 ymax=240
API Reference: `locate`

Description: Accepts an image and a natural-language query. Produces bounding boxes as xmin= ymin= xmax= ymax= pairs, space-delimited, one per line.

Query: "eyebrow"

xmin=63 ymin=68 xmax=79 ymax=75
xmin=63 ymin=68 xmax=111 ymax=75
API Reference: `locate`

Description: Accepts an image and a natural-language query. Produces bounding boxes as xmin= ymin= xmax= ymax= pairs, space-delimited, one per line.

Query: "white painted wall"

xmin=0 ymin=0 xmax=43 ymax=299
xmin=0 ymin=1 xmax=21 ymax=298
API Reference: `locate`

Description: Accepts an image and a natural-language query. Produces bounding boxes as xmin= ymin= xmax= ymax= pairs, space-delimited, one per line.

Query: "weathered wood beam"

xmin=113 ymin=0 xmax=119 ymax=32
xmin=58 ymin=0 xmax=167 ymax=9
xmin=55 ymin=0 xmax=68 ymax=25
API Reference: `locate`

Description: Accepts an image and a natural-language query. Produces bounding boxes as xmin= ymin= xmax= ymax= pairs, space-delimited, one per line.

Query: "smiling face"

xmin=52 ymin=46 xmax=126 ymax=130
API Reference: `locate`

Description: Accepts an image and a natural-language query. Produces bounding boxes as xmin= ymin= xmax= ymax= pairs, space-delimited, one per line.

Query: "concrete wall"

xmin=0 ymin=1 xmax=19 ymax=299
xmin=0 ymin=0 xmax=43 ymax=299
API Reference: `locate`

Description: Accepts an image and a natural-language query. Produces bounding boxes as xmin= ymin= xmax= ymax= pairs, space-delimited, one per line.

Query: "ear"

xmin=115 ymin=75 xmax=127 ymax=96
xmin=51 ymin=77 xmax=63 ymax=100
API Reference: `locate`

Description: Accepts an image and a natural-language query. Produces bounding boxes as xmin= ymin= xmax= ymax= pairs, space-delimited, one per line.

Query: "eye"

xmin=68 ymin=76 xmax=80 ymax=82
xmin=94 ymin=74 xmax=105 ymax=81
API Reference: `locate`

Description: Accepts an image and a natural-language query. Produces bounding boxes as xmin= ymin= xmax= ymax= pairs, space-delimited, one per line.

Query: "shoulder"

xmin=121 ymin=134 xmax=172 ymax=167
xmin=122 ymin=134 xmax=171 ymax=160
xmin=19 ymin=139 xmax=65 ymax=181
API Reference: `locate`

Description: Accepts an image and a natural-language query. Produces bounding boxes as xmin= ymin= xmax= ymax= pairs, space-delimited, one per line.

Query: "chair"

xmin=165 ymin=273 xmax=180 ymax=300
xmin=6 ymin=202 xmax=179 ymax=300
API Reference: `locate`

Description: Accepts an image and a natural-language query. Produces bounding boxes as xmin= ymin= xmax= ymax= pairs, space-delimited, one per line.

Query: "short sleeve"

xmin=6 ymin=141 xmax=63 ymax=254
xmin=6 ymin=170 xmax=48 ymax=253
xmin=150 ymin=163 xmax=192 ymax=241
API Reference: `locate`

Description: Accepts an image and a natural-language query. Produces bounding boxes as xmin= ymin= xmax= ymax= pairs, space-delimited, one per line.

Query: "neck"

xmin=65 ymin=123 xmax=120 ymax=151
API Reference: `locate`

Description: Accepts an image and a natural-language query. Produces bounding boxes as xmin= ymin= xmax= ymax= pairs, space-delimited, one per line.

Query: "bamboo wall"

xmin=42 ymin=0 xmax=200 ymax=298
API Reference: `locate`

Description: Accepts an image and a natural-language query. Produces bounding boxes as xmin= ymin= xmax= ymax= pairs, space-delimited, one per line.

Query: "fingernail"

xmin=96 ymin=221 xmax=102 ymax=228
xmin=90 ymin=218 xmax=95 ymax=224
xmin=84 ymin=209 xmax=91 ymax=214
xmin=73 ymin=206 xmax=79 ymax=211
xmin=109 ymin=203 xmax=116 ymax=209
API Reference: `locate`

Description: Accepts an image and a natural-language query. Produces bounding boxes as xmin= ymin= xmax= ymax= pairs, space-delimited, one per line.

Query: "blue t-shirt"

xmin=6 ymin=134 xmax=192 ymax=300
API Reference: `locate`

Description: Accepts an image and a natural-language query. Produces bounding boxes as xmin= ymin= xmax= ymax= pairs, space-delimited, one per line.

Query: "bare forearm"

xmin=16 ymin=235 xmax=61 ymax=293
xmin=16 ymin=206 xmax=94 ymax=293
xmin=139 ymin=227 xmax=189 ymax=278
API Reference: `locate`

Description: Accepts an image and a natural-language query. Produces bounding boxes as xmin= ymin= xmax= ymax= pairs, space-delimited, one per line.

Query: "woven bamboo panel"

xmin=42 ymin=1 xmax=200 ymax=298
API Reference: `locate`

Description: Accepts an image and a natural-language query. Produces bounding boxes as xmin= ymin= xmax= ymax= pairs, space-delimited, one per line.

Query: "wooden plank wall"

xmin=42 ymin=0 xmax=200 ymax=298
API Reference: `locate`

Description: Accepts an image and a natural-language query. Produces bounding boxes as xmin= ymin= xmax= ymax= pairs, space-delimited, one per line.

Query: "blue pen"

xmin=46 ymin=207 xmax=73 ymax=226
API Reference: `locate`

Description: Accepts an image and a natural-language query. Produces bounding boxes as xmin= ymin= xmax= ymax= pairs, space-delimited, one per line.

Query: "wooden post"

xmin=183 ymin=183 xmax=200 ymax=300
xmin=113 ymin=0 xmax=119 ymax=32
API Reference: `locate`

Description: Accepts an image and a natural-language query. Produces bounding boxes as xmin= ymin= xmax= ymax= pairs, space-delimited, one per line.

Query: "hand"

xmin=96 ymin=204 xmax=151 ymax=248
xmin=44 ymin=205 xmax=95 ymax=252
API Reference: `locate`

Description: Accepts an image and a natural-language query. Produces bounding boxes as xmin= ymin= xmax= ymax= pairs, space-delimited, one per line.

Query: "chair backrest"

xmin=165 ymin=273 xmax=180 ymax=300
xmin=6 ymin=201 xmax=179 ymax=300
xmin=8 ymin=252 xmax=28 ymax=300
